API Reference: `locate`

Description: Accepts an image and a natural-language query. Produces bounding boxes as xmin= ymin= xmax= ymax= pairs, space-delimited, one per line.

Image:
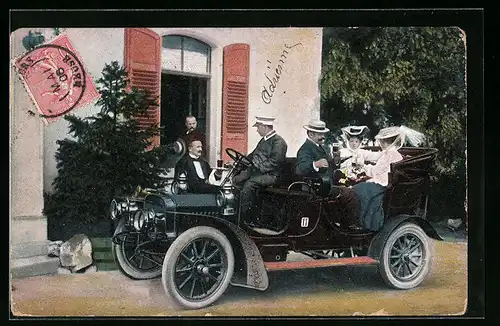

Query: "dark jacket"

xmin=296 ymin=139 xmax=333 ymax=179
xmin=247 ymin=132 xmax=288 ymax=177
xmin=175 ymin=154 xmax=218 ymax=193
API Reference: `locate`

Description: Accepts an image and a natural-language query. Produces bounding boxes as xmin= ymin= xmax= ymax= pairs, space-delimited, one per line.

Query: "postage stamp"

xmin=13 ymin=34 xmax=99 ymax=123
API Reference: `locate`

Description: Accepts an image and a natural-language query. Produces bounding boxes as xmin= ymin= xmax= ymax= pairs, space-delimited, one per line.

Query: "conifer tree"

xmin=44 ymin=61 xmax=166 ymax=224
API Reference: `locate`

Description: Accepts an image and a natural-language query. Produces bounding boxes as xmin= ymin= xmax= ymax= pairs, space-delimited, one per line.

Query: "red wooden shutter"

xmin=221 ymin=44 xmax=250 ymax=162
xmin=124 ymin=28 xmax=161 ymax=148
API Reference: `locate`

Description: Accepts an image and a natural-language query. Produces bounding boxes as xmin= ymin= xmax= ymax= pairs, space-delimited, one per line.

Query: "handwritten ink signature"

xmin=261 ymin=43 xmax=303 ymax=105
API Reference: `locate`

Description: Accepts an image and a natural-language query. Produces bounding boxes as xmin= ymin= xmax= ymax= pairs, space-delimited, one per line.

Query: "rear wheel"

xmin=162 ymin=226 xmax=234 ymax=309
xmin=379 ymin=222 xmax=433 ymax=289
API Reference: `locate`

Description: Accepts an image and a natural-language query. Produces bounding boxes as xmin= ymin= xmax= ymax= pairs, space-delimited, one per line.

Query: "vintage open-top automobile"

xmin=109 ymin=139 xmax=442 ymax=309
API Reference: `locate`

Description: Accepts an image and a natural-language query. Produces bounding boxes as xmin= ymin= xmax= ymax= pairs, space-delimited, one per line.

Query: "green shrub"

xmin=44 ymin=61 xmax=166 ymax=225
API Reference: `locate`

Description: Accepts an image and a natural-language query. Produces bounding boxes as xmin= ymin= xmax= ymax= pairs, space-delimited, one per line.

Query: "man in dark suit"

xmin=233 ymin=116 xmax=288 ymax=227
xmin=181 ymin=116 xmax=206 ymax=151
xmin=296 ymin=120 xmax=363 ymax=231
xmin=175 ymin=138 xmax=219 ymax=194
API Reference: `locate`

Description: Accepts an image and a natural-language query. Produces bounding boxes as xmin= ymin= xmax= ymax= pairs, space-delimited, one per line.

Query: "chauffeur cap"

xmin=252 ymin=115 xmax=275 ymax=127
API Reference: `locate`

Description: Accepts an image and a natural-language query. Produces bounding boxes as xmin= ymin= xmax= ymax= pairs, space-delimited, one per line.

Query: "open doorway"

xmin=160 ymin=73 xmax=208 ymax=145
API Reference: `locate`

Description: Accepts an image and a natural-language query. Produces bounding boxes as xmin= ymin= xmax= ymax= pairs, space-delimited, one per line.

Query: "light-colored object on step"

xmin=47 ymin=240 xmax=63 ymax=257
xmin=59 ymin=234 xmax=93 ymax=272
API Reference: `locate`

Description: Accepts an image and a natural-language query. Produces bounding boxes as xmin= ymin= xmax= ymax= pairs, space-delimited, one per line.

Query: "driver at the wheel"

xmin=232 ymin=115 xmax=288 ymax=228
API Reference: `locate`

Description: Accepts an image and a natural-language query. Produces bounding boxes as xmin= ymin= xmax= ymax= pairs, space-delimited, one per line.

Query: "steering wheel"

xmin=225 ymin=148 xmax=253 ymax=169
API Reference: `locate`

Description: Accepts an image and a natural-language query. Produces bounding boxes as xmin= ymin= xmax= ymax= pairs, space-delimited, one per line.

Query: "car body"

xmin=109 ymin=140 xmax=441 ymax=309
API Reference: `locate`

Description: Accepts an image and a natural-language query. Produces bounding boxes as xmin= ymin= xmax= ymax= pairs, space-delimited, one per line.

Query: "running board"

xmin=264 ymin=256 xmax=378 ymax=271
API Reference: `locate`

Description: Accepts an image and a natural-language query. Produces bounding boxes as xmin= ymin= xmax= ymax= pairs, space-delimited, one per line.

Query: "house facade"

xmin=11 ymin=26 xmax=323 ymax=192
xmin=43 ymin=28 xmax=322 ymax=191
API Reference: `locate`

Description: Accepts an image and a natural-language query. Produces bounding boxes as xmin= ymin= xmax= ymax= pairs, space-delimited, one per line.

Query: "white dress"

xmin=365 ymin=147 xmax=403 ymax=187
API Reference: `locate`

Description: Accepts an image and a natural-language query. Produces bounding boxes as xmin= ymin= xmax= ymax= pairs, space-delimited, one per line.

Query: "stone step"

xmin=91 ymin=237 xmax=117 ymax=271
xmin=11 ymin=241 xmax=50 ymax=259
xmin=93 ymin=251 xmax=113 ymax=260
xmin=90 ymin=237 xmax=113 ymax=249
xmin=10 ymin=216 xmax=48 ymax=244
xmin=11 ymin=256 xmax=60 ymax=279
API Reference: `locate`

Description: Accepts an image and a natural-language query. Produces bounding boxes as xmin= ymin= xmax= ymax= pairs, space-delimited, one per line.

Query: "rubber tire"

xmin=162 ymin=226 xmax=235 ymax=310
xmin=379 ymin=222 xmax=434 ymax=290
xmin=112 ymin=220 xmax=163 ymax=280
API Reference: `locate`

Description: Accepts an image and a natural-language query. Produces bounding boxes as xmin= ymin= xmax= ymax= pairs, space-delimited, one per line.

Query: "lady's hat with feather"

xmin=375 ymin=125 xmax=425 ymax=150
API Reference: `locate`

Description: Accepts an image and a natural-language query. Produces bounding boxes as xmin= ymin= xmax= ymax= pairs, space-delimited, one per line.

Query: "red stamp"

xmin=14 ymin=34 xmax=99 ymax=123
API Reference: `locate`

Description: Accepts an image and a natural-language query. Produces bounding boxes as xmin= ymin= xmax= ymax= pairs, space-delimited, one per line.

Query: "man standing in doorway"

xmin=233 ymin=116 xmax=288 ymax=227
xmin=182 ymin=115 xmax=206 ymax=150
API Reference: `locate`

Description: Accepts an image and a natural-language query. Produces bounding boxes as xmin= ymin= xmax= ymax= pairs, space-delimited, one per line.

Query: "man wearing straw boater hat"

xmin=233 ymin=115 xmax=288 ymax=227
xmin=296 ymin=119 xmax=363 ymax=232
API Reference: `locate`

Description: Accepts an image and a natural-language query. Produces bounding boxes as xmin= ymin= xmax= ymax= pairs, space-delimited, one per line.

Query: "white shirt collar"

xmin=189 ymin=153 xmax=200 ymax=160
xmin=264 ymin=130 xmax=277 ymax=141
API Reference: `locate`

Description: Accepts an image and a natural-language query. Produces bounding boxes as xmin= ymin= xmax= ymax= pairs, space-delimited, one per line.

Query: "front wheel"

xmin=112 ymin=220 xmax=165 ymax=279
xmin=379 ymin=222 xmax=434 ymax=289
xmin=162 ymin=226 xmax=235 ymax=309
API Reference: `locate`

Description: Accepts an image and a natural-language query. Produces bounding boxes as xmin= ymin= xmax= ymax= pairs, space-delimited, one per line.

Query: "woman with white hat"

xmin=352 ymin=125 xmax=425 ymax=231
xmin=339 ymin=125 xmax=382 ymax=177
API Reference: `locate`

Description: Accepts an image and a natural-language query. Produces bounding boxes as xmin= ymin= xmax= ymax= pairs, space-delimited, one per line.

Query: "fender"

xmin=367 ymin=214 xmax=443 ymax=261
xmin=216 ymin=219 xmax=270 ymax=291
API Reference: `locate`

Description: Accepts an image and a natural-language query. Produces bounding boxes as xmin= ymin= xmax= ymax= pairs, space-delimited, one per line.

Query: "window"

xmin=162 ymin=35 xmax=211 ymax=75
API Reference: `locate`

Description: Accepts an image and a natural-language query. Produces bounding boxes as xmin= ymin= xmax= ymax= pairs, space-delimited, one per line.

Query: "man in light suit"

xmin=233 ymin=116 xmax=288 ymax=227
xmin=296 ymin=120 xmax=363 ymax=232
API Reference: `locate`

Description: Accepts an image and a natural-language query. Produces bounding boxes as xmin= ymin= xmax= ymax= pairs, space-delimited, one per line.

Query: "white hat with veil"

xmin=375 ymin=125 xmax=425 ymax=150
